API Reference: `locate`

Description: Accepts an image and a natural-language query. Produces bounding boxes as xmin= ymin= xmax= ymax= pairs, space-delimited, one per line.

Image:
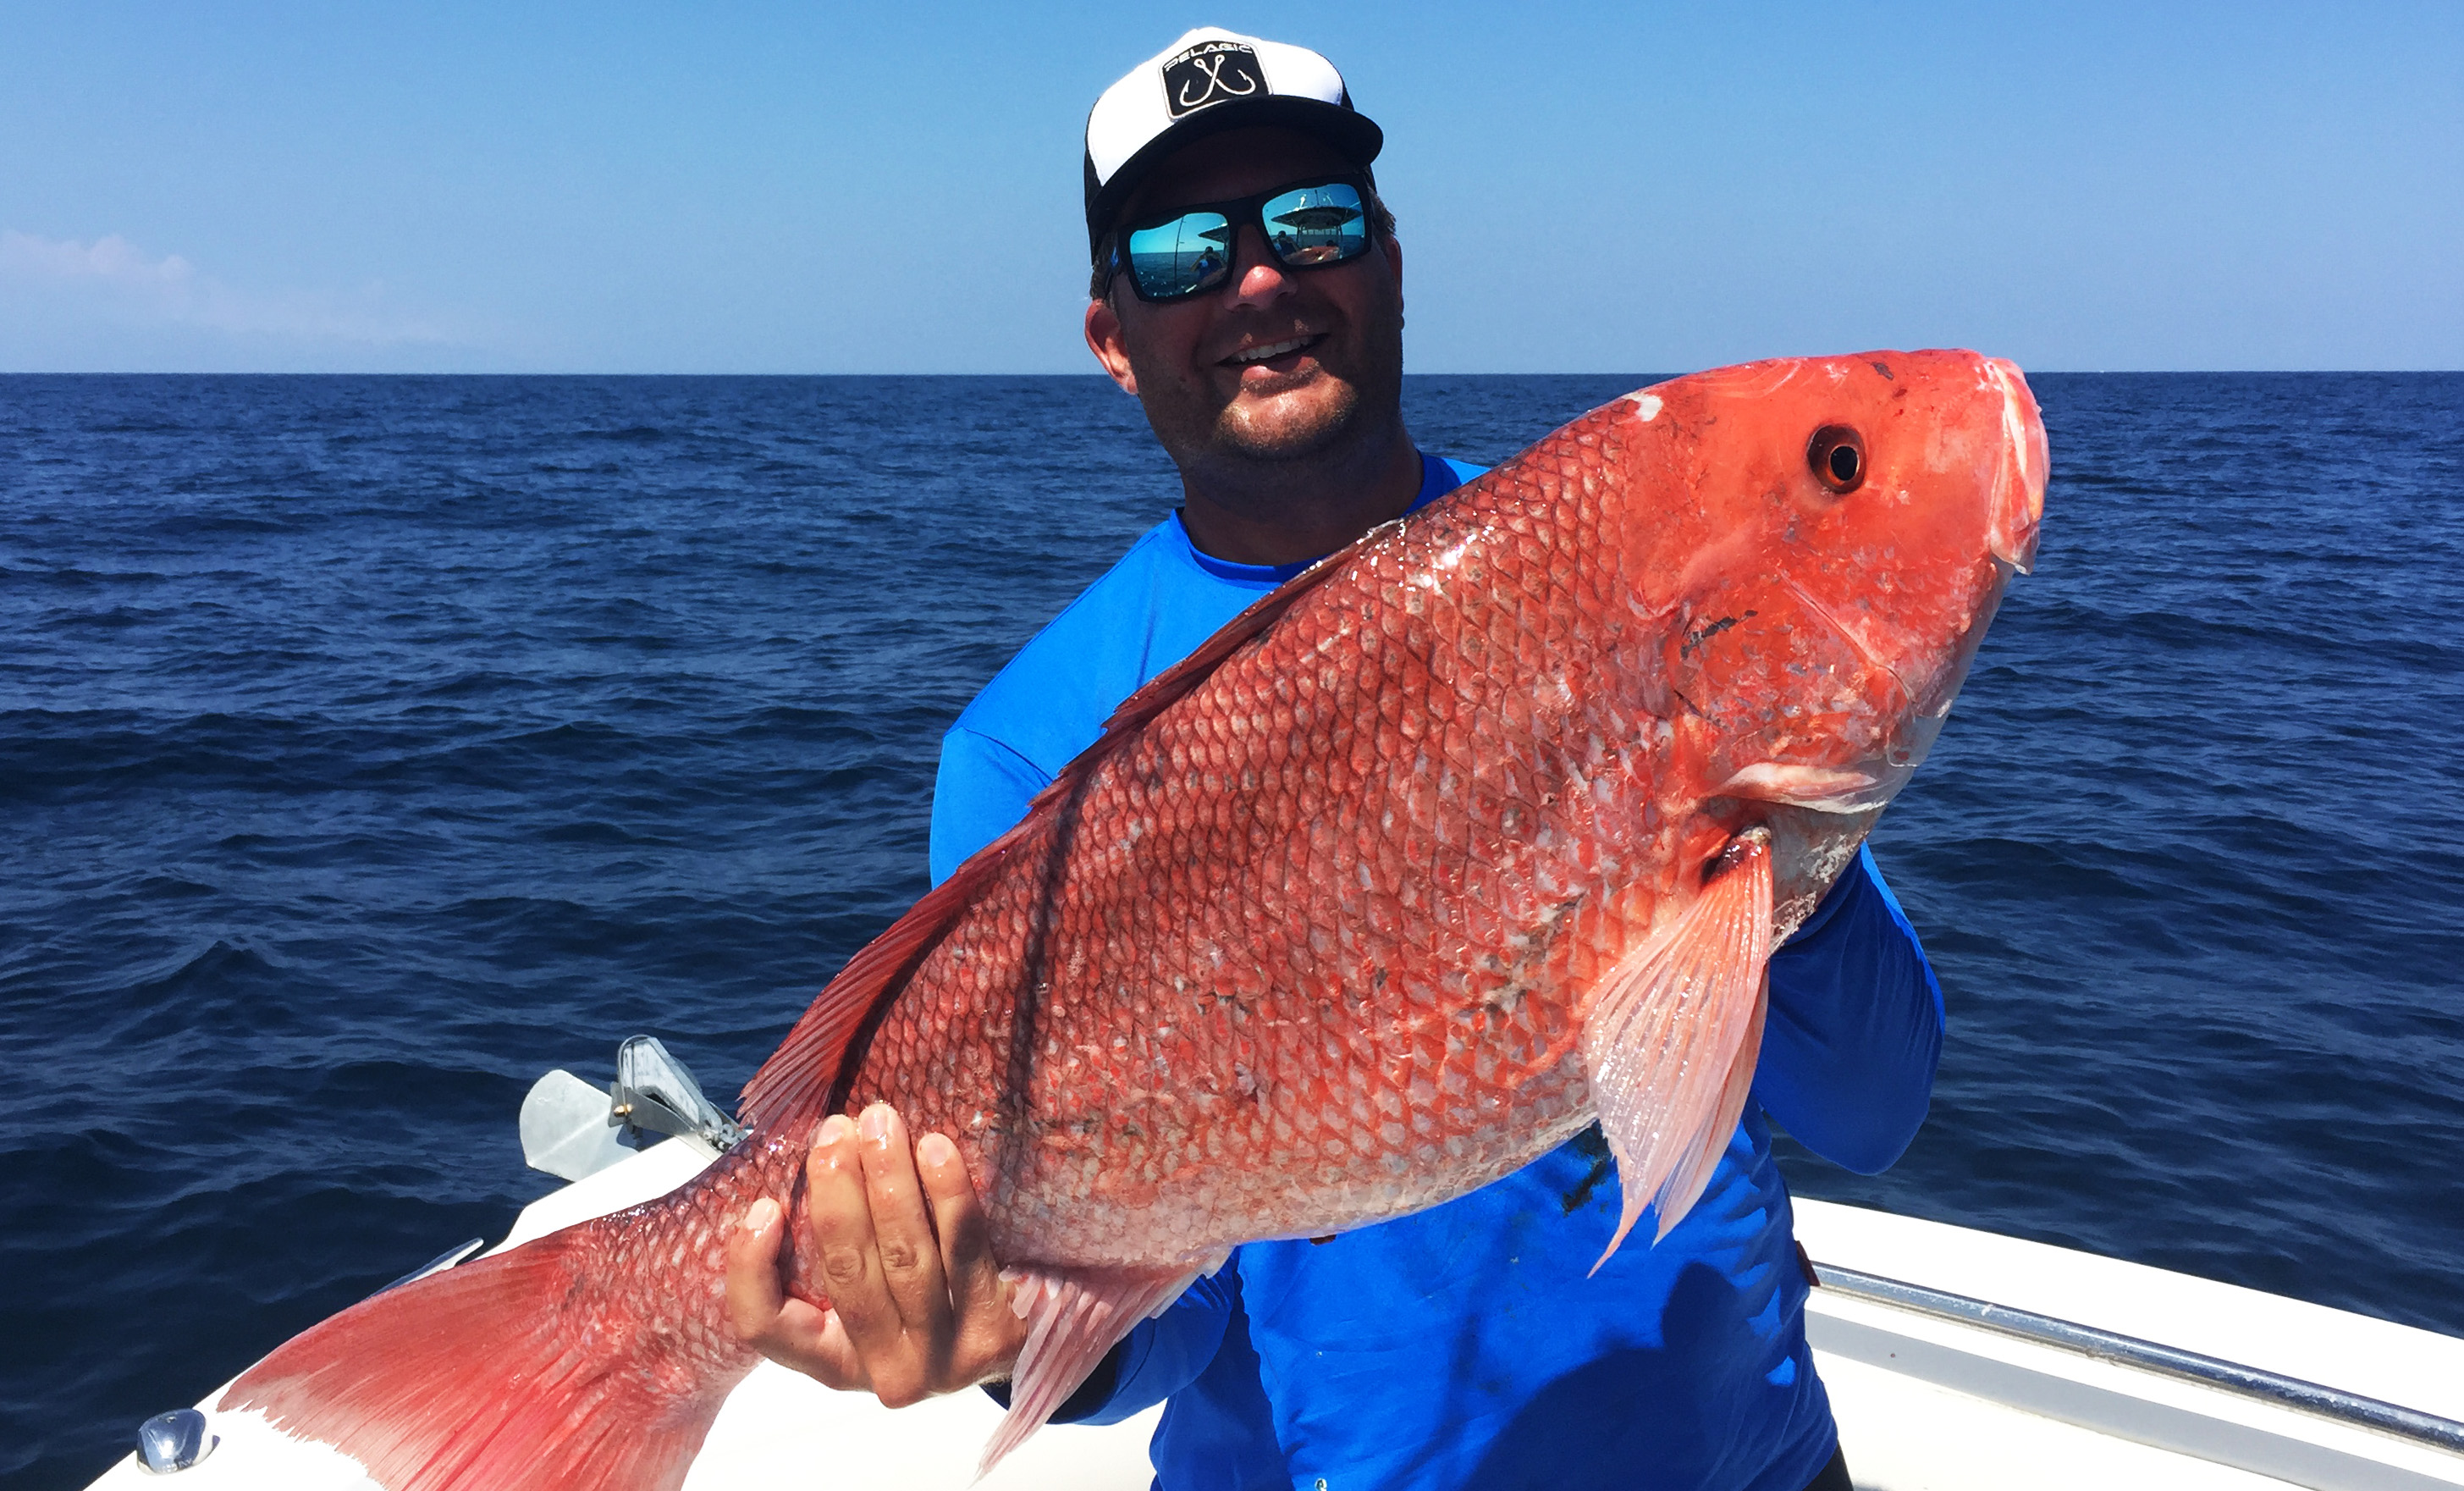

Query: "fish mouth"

xmin=1712 ymin=573 xmax=1960 ymax=815
xmin=1717 ymin=761 xmax=1890 ymax=813
xmin=1716 ymin=716 xmax=1943 ymax=814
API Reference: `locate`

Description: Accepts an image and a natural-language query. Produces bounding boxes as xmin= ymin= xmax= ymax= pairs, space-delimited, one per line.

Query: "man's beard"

xmin=1210 ymin=373 xmax=1367 ymax=464
xmin=1137 ymin=299 xmax=1406 ymax=481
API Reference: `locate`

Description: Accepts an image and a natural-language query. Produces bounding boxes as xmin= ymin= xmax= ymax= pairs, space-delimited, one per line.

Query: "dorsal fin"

xmin=1084 ymin=516 xmax=1398 ymax=748
xmin=736 ymin=516 xmax=1408 ymax=1135
xmin=738 ymin=831 xmax=1021 ymax=1132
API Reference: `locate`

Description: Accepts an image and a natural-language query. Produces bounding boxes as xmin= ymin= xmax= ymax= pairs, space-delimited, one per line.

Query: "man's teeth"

xmin=1230 ymin=337 xmax=1311 ymax=364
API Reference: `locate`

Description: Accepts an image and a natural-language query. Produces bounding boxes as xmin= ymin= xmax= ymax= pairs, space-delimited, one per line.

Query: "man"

xmin=728 ymin=29 xmax=1942 ymax=1491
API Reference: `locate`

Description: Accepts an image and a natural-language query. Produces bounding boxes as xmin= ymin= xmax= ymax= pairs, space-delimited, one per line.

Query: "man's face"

xmin=1086 ymin=127 xmax=1405 ymax=473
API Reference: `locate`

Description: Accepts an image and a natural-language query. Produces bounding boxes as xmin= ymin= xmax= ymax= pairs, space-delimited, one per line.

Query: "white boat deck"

xmin=1794 ymin=1200 xmax=2464 ymax=1491
xmin=89 ymin=1138 xmax=2464 ymax=1489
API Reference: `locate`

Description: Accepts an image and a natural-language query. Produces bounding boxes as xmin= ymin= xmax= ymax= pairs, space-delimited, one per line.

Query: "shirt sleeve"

xmin=929 ymin=726 xmax=1052 ymax=886
xmin=1751 ymin=844 xmax=1945 ymax=1174
xmin=983 ymin=1262 xmax=1241 ymax=1425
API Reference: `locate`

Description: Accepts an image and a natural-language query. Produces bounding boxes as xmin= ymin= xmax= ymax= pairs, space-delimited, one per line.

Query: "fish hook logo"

xmin=1162 ymin=41 xmax=1264 ymax=119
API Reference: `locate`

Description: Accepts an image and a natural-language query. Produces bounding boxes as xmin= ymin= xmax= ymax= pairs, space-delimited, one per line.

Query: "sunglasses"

xmin=1105 ymin=176 xmax=1376 ymax=303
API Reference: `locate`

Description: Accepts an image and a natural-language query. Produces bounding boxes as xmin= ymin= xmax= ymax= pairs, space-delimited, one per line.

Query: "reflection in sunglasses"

xmin=1117 ymin=179 xmax=1374 ymax=302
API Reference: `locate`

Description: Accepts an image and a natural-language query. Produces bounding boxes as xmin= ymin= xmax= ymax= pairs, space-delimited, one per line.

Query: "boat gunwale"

xmin=1811 ymin=1261 xmax=2464 ymax=1458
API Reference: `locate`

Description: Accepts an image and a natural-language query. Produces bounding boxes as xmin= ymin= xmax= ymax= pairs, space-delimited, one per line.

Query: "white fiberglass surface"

xmin=82 ymin=1143 xmax=2464 ymax=1489
xmin=1794 ymin=1199 xmax=2464 ymax=1427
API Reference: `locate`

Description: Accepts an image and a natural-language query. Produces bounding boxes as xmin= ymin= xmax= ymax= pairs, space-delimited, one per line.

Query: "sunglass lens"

xmin=1261 ymin=184 xmax=1369 ymax=268
xmin=1127 ymin=212 xmax=1235 ymax=300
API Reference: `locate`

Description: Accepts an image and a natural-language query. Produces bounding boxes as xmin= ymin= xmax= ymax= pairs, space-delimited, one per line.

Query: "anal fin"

xmin=978 ymin=1262 xmax=1205 ymax=1477
xmin=1581 ymin=830 xmax=1775 ymax=1271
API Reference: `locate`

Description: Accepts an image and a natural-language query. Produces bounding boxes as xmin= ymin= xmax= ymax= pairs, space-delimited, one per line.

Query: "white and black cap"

xmin=1083 ymin=27 xmax=1383 ymax=255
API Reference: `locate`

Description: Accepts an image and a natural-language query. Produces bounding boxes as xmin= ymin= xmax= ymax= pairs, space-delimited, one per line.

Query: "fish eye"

xmin=1807 ymin=426 xmax=1865 ymax=494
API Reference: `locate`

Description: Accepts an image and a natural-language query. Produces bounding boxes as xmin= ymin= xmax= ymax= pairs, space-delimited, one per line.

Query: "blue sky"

xmin=1 ymin=2 xmax=2456 ymax=373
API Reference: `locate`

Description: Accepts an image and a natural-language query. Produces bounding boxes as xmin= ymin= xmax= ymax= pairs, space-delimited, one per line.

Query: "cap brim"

xmin=1086 ymin=97 xmax=1384 ymax=251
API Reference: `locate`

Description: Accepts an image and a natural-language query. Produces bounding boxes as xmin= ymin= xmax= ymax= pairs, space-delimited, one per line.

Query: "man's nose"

xmin=1221 ymin=224 xmax=1293 ymax=307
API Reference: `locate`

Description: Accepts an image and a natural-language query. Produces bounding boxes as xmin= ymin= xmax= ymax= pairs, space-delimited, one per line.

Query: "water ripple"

xmin=1 ymin=372 xmax=2458 ymax=1487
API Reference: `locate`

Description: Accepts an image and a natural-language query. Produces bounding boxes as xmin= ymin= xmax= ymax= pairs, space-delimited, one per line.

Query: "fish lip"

xmin=1714 ymin=710 xmax=1948 ymax=812
xmin=1985 ymin=358 xmax=2048 ymax=574
xmin=1993 ymin=521 xmax=2040 ymax=576
xmin=1716 ymin=762 xmax=1894 ymax=813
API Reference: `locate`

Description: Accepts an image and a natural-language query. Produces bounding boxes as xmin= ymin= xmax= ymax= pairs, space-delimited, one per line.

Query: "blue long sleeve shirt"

xmin=930 ymin=454 xmax=1944 ymax=1491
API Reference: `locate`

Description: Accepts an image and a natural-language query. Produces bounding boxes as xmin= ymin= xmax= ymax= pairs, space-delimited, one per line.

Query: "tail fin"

xmin=218 ymin=1223 xmax=749 ymax=1491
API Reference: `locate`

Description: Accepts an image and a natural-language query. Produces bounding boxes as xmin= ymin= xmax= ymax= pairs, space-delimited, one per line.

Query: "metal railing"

xmin=1811 ymin=1261 xmax=2464 ymax=1458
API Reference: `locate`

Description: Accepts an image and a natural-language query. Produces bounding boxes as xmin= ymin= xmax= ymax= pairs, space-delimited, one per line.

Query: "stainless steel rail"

xmin=1811 ymin=1262 xmax=2464 ymax=1458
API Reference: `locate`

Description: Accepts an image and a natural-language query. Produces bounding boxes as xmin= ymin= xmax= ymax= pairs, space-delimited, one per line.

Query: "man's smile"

xmin=1083 ymin=124 xmax=1409 ymax=515
xmin=1221 ymin=333 xmax=1326 ymax=370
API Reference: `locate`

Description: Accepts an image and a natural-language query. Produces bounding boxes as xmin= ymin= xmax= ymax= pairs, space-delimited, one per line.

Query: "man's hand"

xmin=725 ymin=1102 xmax=1027 ymax=1407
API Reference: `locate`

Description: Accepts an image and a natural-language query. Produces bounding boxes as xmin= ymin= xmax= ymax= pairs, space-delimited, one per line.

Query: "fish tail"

xmin=218 ymin=1218 xmax=750 ymax=1491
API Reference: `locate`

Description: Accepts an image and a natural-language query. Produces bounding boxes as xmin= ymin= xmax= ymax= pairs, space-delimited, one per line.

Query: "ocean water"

xmin=3 ymin=371 xmax=2460 ymax=1488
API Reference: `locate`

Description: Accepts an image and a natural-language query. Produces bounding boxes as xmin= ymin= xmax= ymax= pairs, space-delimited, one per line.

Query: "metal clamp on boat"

xmin=133 ymin=1409 xmax=214 ymax=1474
xmin=519 ymin=1035 xmax=744 ymax=1182
xmin=609 ymin=1035 xmax=746 ymax=1152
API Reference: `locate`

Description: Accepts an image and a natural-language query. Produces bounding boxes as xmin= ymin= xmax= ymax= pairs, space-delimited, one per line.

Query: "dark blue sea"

xmin=4 ymin=373 xmax=2461 ymax=1488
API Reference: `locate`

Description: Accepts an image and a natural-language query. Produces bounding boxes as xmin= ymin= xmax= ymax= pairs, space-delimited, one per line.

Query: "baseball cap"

xmin=1083 ymin=27 xmax=1384 ymax=255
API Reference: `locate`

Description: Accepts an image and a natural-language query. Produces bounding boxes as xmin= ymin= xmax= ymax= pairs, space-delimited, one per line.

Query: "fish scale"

xmin=855 ymin=422 xmax=1645 ymax=1266
xmin=216 ymin=349 xmax=2045 ymax=1491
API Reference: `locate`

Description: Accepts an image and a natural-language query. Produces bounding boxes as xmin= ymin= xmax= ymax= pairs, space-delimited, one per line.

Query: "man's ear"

xmin=1084 ymin=295 xmax=1139 ymax=396
xmin=1383 ymin=231 xmax=1403 ymax=323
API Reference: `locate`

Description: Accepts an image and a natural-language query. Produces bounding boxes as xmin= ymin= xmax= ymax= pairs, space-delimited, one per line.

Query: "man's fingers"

xmin=724 ymin=1196 xmax=867 ymax=1389
xmin=918 ymin=1132 xmax=1006 ymax=1317
xmin=723 ymin=1196 xmax=789 ymax=1343
xmin=735 ymin=1110 xmax=1013 ymax=1405
xmin=855 ymin=1103 xmax=953 ymax=1346
xmin=807 ymin=1113 xmax=907 ymax=1364
xmin=918 ymin=1129 xmax=1028 ymax=1383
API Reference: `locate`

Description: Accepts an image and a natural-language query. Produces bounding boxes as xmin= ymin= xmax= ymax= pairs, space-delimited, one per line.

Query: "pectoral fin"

xmin=1580 ymin=830 xmax=1775 ymax=1272
xmin=978 ymin=1262 xmax=1204 ymax=1477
